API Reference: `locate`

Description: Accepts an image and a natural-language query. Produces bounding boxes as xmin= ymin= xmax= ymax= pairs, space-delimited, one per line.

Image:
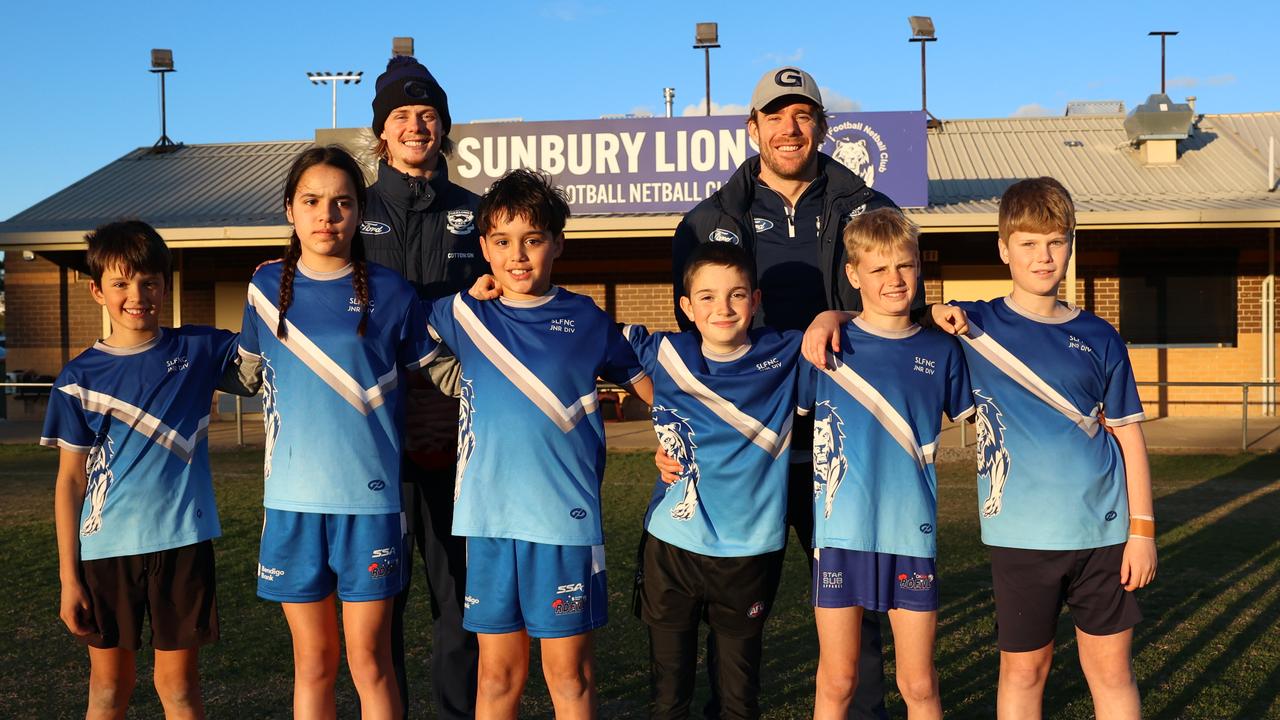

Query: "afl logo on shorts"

xmin=753 ymin=218 xmax=774 ymax=233
xmin=746 ymin=601 xmax=765 ymax=619
xmin=368 ymin=480 xmax=386 ymax=491
xmin=709 ymin=228 xmax=740 ymax=245
xmin=1105 ymin=510 xmax=1117 ymax=521
xmin=447 ymin=209 xmax=475 ymax=235
xmin=360 ymin=220 xmax=391 ymax=235
xmin=569 ymin=507 xmax=588 ymax=520
xmin=919 ymin=523 xmax=933 ymax=534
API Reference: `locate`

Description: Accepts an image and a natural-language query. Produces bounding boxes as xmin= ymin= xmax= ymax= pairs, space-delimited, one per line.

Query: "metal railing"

xmin=1135 ymin=380 xmax=1280 ymax=451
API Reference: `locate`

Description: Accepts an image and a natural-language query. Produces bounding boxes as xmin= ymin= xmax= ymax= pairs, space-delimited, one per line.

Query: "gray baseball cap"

xmin=750 ymin=67 xmax=824 ymax=114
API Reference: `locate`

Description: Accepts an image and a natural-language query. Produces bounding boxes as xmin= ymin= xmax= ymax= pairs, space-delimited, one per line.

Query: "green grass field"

xmin=1 ymin=444 xmax=1278 ymax=718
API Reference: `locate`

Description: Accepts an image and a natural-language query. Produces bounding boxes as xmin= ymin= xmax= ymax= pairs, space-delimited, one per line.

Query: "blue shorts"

xmin=464 ymin=537 xmax=607 ymax=639
xmin=813 ymin=547 xmax=938 ymax=612
xmin=257 ymin=509 xmax=406 ymax=603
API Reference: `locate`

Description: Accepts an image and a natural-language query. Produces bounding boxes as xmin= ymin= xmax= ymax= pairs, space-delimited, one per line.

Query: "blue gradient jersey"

xmin=428 ymin=288 xmax=645 ymax=546
xmin=40 ymin=327 xmax=239 ymax=561
xmin=624 ymin=325 xmax=808 ymax=557
xmin=238 ymin=261 xmax=438 ymax=514
xmin=812 ymin=318 xmax=973 ymax=559
xmin=951 ymin=297 xmax=1145 ymax=550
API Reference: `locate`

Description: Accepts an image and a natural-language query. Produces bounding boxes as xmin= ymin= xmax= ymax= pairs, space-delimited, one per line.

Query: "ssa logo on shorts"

xmin=447 ymin=209 xmax=475 ymax=235
xmin=360 ymin=221 xmax=391 ymax=235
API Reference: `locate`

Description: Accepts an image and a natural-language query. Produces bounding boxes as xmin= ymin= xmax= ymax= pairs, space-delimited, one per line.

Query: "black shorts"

xmin=989 ymin=543 xmax=1142 ymax=652
xmin=638 ymin=533 xmax=785 ymax=639
xmin=80 ymin=540 xmax=219 ymax=651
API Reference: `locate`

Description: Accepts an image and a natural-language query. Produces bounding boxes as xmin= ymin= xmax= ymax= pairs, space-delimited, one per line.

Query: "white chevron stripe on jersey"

xmin=657 ymin=338 xmax=792 ymax=459
xmin=248 ymin=284 xmax=426 ymax=416
xmin=452 ymin=295 xmax=597 ymax=433
xmin=961 ymin=329 xmax=1100 ymax=437
xmin=55 ymin=384 xmax=208 ymax=463
xmin=825 ymin=353 xmax=927 ymax=470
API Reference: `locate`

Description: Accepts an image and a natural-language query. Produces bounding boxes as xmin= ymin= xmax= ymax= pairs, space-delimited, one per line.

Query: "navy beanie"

xmin=371 ymin=56 xmax=451 ymax=136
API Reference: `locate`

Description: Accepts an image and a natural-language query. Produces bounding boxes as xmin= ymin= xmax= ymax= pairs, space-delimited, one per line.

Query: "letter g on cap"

xmin=775 ymin=68 xmax=803 ymax=87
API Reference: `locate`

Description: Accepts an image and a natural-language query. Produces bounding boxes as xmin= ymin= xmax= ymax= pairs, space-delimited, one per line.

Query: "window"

xmin=1119 ymin=250 xmax=1237 ymax=346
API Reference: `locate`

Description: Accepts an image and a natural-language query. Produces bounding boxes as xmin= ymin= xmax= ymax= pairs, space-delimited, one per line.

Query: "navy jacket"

xmin=361 ymin=160 xmax=488 ymax=300
xmin=671 ymin=154 xmax=902 ymax=330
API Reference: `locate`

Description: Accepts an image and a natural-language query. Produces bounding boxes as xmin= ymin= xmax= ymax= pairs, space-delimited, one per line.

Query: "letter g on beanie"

xmin=371 ymin=56 xmax=451 ymax=136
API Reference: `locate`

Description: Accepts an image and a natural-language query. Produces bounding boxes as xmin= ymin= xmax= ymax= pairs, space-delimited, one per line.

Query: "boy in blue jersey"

xmin=806 ymin=209 xmax=973 ymax=720
xmin=625 ymin=241 xmax=808 ymax=719
xmin=427 ymin=168 xmax=652 ymax=718
xmin=45 ymin=221 xmax=244 ymax=719
xmin=949 ymin=178 xmax=1156 ymax=720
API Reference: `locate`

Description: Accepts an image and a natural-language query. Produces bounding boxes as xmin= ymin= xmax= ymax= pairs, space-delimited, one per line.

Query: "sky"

xmin=1 ymin=0 xmax=1277 ymax=223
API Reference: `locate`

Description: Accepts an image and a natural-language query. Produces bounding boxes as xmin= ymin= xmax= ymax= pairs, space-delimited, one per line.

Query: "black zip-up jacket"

xmin=361 ymin=160 xmax=488 ymax=300
xmin=671 ymin=153 xmax=902 ymax=330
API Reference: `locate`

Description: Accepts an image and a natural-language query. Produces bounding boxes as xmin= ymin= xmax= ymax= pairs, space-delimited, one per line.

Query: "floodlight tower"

xmin=907 ymin=17 xmax=942 ymax=129
xmin=150 ymin=49 xmax=177 ymax=150
xmin=693 ymin=23 xmax=720 ymax=116
xmin=306 ymin=71 xmax=364 ymax=128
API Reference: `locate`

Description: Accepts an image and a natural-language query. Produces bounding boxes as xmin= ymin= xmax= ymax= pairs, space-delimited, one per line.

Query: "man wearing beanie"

xmin=668 ymin=67 xmax=905 ymax=720
xmin=363 ymin=54 xmax=486 ymax=720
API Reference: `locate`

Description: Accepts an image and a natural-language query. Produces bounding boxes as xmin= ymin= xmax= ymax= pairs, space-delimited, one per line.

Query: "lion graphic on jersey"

xmin=812 ymin=401 xmax=848 ymax=519
xmin=973 ymin=389 xmax=1011 ymax=518
xmin=260 ymin=355 xmax=282 ymax=480
xmin=652 ymin=406 xmax=700 ymax=521
xmin=454 ymin=378 xmax=477 ymax=502
xmin=831 ymin=137 xmax=875 ymax=187
xmin=81 ymin=434 xmax=116 ymax=536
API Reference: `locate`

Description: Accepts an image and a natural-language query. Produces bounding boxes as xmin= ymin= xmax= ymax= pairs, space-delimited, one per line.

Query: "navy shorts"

xmin=813 ymin=547 xmax=938 ymax=612
xmin=990 ymin=543 xmax=1142 ymax=652
xmin=257 ymin=509 xmax=406 ymax=603
xmin=464 ymin=537 xmax=607 ymax=639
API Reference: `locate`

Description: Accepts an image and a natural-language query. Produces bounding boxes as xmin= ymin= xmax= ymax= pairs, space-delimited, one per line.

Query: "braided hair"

xmin=277 ymin=145 xmax=371 ymax=339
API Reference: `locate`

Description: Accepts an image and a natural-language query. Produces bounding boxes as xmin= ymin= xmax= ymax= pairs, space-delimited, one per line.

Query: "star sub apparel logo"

xmin=551 ymin=582 xmax=586 ymax=615
xmin=367 ymin=546 xmax=399 ymax=579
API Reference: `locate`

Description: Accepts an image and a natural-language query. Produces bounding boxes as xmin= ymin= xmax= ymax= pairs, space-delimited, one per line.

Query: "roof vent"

xmin=1066 ymin=100 xmax=1125 ymax=116
xmin=1124 ymin=93 xmax=1193 ymax=165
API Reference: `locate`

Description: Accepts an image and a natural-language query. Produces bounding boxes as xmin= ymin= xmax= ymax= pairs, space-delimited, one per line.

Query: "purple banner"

xmin=450 ymin=111 xmax=927 ymax=214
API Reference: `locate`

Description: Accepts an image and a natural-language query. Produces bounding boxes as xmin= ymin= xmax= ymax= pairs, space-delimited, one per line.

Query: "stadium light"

xmin=392 ymin=37 xmax=414 ymax=57
xmin=693 ymin=22 xmax=720 ymax=117
xmin=306 ymin=71 xmax=363 ymax=129
xmin=149 ymin=49 xmax=177 ymax=150
xmin=907 ymin=17 xmax=942 ymax=129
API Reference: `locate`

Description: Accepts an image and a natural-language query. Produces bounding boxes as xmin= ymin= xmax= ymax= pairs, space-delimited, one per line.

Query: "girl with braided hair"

xmin=234 ymin=145 xmax=440 ymax=718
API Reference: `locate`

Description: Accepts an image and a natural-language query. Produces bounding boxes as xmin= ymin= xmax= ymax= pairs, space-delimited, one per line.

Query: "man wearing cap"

xmin=670 ymin=67 xmax=907 ymax=720
xmin=364 ymin=54 xmax=487 ymax=720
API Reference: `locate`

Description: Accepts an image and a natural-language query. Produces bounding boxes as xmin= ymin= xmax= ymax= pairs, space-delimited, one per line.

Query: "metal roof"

xmin=0 ymin=140 xmax=311 ymax=234
xmin=915 ymin=113 xmax=1280 ymax=222
xmin=2 ymin=112 xmax=1278 ymax=249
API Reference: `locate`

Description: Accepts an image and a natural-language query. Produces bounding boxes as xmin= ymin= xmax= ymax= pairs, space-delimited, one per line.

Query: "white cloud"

xmin=820 ymin=87 xmax=861 ymax=112
xmin=1011 ymin=103 xmax=1056 ymax=118
xmin=762 ymin=48 xmax=805 ymax=65
xmin=1168 ymin=75 xmax=1198 ymax=89
xmin=1207 ymin=73 xmax=1237 ymax=86
xmin=629 ymin=105 xmax=656 ymax=117
xmin=681 ymin=99 xmax=751 ymax=117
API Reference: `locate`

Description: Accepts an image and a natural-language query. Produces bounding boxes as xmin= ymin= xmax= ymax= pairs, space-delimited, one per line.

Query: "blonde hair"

xmin=843 ymin=207 xmax=920 ymax=267
xmin=998 ymin=177 xmax=1075 ymax=241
